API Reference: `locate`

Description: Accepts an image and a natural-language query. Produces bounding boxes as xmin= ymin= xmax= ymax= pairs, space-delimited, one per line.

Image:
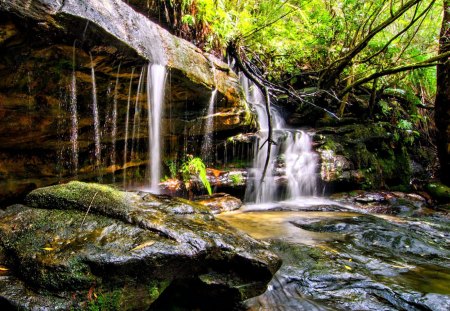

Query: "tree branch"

xmin=339 ymin=50 xmax=450 ymax=97
xmin=320 ymin=0 xmax=422 ymax=88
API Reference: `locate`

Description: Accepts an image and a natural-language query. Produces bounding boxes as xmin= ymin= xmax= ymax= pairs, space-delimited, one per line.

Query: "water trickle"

xmin=123 ymin=67 xmax=135 ymax=187
xmin=131 ymin=67 xmax=146 ymax=163
xmin=201 ymin=88 xmax=217 ymax=165
xmin=242 ymin=75 xmax=318 ymax=203
xmin=111 ymin=64 xmax=121 ymax=182
xmin=90 ymin=53 xmax=101 ymax=176
xmin=147 ymin=64 xmax=166 ymax=193
xmin=70 ymin=43 xmax=79 ymax=175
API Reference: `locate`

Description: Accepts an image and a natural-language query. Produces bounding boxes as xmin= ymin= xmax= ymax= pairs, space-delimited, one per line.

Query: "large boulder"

xmin=0 ymin=182 xmax=280 ymax=310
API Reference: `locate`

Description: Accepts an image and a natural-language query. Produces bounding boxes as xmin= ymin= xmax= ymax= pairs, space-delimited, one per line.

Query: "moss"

xmin=87 ymin=290 xmax=122 ymax=311
xmin=148 ymin=280 xmax=170 ymax=301
xmin=426 ymin=182 xmax=450 ymax=203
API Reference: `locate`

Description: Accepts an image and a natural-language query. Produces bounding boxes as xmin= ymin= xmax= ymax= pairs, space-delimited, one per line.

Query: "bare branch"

xmin=339 ymin=50 xmax=450 ymax=97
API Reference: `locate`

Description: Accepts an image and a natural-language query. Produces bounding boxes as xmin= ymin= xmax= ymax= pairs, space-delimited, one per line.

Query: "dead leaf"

xmin=131 ymin=240 xmax=156 ymax=251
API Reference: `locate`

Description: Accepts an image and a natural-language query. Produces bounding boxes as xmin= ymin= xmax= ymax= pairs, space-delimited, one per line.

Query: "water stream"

xmin=131 ymin=66 xmax=146 ymax=165
xmin=201 ymin=89 xmax=217 ymax=165
xmin=147 ymin=64 xmax=166 ymax=193
xmin=242 ymin=76 xmax=318 ymax=203
xmin=123 ymin=67 xmax=135 ymax=187
xmin=89 ymin=53 xmax=101 ymax=176
xmin=110 ymin=64 xmax=121 ymax=182
xmin=69 ymin=43 xmax=78 ymax=176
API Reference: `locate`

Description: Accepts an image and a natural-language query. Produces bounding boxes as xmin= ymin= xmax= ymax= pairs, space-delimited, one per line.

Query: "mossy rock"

xmin=0 ymin=182 xmax=281 ymax=310
xmin=426 ymin=182 xmax=450 ymax=203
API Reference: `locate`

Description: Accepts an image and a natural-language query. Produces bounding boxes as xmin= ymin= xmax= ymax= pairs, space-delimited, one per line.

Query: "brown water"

xmin=218 ymin=200 xmax=450 ymax=310
xmin=218 ymin=210 xmax=360 ymax=245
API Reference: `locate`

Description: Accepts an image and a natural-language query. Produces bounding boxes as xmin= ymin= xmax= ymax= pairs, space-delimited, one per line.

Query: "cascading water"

xmin=131 ymin=67 xmax=146 ymax=163
xmin=147 ymin=63 xmax=166 ymax=193
xmin=90 ymin=53 xmax=101 ymax=175
xmin=70 ymin=43 xmax=78 ymax=175
xmin=123 ymin=67 xmax=135 ymax=187
xmin=284 ymin=130 xmax=318 ymax=197
xmin=110 ymin=64 xmax=121 ymax=182
xmin=201 ymin=88 xmax=217 ymax=165
xmin=242 ymin=75 xmax=318 ymax=203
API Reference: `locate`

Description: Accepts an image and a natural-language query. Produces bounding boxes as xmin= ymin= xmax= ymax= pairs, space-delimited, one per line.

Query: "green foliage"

xmin=87 ymin=290 xmax=121 ymax=311
xmin=164 ymin=159 xmax=178 ymax=179
xmin=230 ymin=172 xmax=244 ymax=186
xmin=180 ymin=156 xmax=212 ymax=195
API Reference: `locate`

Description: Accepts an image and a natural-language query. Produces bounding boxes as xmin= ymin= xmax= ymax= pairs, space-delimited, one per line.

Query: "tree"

xmin=435 ymin=0 xmax=450 ymax=185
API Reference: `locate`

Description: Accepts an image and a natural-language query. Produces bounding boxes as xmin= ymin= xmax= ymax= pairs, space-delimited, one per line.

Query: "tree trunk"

xmin=435 ymin=0 xmax=450 ymax=185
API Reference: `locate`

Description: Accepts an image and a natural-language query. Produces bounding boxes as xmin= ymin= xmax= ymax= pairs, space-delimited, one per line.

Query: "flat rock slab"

xmin=0 ymin=181 xmax=280 ymax=310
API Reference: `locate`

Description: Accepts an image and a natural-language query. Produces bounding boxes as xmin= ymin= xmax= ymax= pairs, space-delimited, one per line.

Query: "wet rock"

xmin=0 ymin=182 xmax=280 ymax=310
xmin=426 ymin=182 xmax=450 ymax=203
xmin=314 ymin=122 xmax=433 ymax=191
xmin=244 ymin=212 xmax=450 ymax=311
xmin=330 ymin=190 xmax=429 ymax=216
xmin=195 ymin=193 xmax=243 ymax=214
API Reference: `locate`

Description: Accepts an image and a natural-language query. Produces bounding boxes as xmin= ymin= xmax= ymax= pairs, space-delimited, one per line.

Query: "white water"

xmin=123 ymin=67 xmax=135 ymax=187
xmin=201 ymin=89 xmax=217 ymax=165
xmin=90 ymin=54 xmax=101 ymax=172
xmin=147 ymin=64 xmax=166 ymax=193
xmin=285 ymin=130 xmax=318 ymax=197
xmin=242 ymin=75 xmax=318 ymax=203
xmin=70 ymin=43 xmax=78 ymax=175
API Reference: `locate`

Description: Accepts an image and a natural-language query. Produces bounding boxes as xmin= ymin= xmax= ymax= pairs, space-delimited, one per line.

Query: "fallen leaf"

xmin=344 ymin=265 xmax=352 ymax=271
xmin=0 ymin=266 xmax=9 ymax=271
xmin=131 ymin=240 xmax=156 ymax=251
xmin=42 ymin=247 xmax=54 ymax=251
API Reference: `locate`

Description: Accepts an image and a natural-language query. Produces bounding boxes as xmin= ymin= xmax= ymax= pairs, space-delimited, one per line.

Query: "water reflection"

xmin=219 ymin=210 xmax=360 ymax=245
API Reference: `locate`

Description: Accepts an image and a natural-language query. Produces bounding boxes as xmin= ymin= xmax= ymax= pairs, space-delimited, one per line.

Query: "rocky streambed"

xmin=218 ymin=194 xmax=450 ymax=310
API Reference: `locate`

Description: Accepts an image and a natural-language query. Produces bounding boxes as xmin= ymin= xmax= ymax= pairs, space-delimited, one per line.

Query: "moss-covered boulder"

xmin=0 ymin=182 xmax=280 ymax=310
xmin=426 ymin=182 xmax=450 ymax=203
xmin=315 ymin=123 xmax=425 ymax=191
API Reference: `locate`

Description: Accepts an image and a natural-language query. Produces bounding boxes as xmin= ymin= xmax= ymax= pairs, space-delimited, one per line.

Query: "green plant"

xmin=230 ymin=172 xmax=243 ymax=186
xmin=180 ymin=156 xmax=212 ymax=195
xmin=164 ymin=159 xmax=178 ymax=179
xmin=87 ymin=290 xmax=121 ymax=311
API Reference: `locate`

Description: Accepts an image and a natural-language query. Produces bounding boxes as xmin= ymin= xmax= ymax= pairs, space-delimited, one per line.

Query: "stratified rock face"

xmin=0 ymin=0 xmax=251 ymax=205
xmin=0 ymin=181 xmax=280 ymax=310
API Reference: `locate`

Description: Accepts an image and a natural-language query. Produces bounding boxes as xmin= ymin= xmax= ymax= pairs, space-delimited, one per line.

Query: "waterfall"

xmin=284 ymin=131 xmax=318 ymax=197
xmin=242 ymin=75 xmax=318 ymax=203
xmin=70 ymin=43 xmax=78 ymax=175
xmin=131 ymin=67 xmax=146 ymax=163
xmin=90 ymin=53 xmax=101 ymax=175
xmin=243 ymin=77 xmax=282 ymax=203
xmin=201 ymin=88 xmax=217 ymax=165
xmin=123 ymin=67 xmax=135 ymax=187
xmin=147 ymin=64 xmax=166 ymax=193
xmin=111 ymin=64 xmax=120 ymax=182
